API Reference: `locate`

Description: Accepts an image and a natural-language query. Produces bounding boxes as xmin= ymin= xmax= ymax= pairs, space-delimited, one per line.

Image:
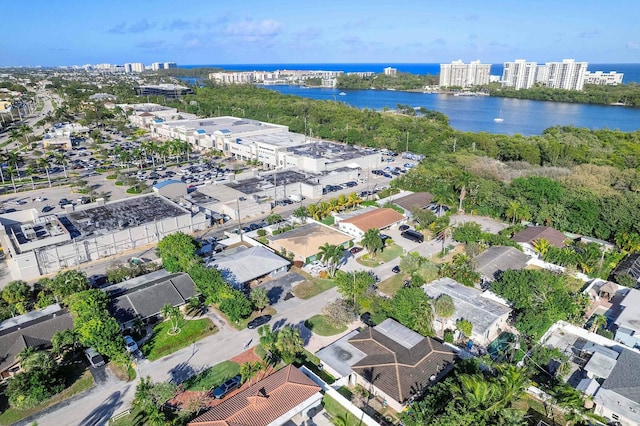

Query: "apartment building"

xmin=503 ymin=59 xmax=590 ymax=90
xmin=501 ymin=59 xmax=538 ymax=90
xmin=584 ymin=71 xmax=624 ymax=86
xmin=439 ymin=60 xmax=491 ymax=87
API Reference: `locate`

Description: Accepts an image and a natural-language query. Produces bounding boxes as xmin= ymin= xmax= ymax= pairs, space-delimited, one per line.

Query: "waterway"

xmin=260 ymin=85 xmax=640 ymax=136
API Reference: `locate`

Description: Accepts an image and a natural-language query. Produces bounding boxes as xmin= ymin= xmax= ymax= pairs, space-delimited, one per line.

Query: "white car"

xmin=123 ymin=335 xmax=139 ymax=353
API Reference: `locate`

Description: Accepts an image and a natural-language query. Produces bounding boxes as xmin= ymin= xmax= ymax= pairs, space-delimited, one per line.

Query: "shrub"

xmin=443 ymin=330 xmax=454 ymax=343
xmin=257 ymin=229 xmax=267 ymax=237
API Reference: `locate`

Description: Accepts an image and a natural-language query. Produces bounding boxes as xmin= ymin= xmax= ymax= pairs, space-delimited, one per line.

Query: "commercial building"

xmin=0 ymin=194 xmax=207 ymax=281
xmin=134 ymin=84 xmax=193 ymax=99
xmin=439 ymin=60 xmax=491 ymax=87
xmin=584 ymin=71 xmax=624 ymax=86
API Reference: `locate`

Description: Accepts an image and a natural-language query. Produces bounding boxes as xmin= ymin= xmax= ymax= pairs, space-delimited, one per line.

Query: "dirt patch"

xmin=230 ymin=347 xmax=262 ymax=365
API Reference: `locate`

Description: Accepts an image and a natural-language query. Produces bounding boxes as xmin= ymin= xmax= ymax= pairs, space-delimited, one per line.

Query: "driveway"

xmin=259 ymin=272 xmax=305 ymax=308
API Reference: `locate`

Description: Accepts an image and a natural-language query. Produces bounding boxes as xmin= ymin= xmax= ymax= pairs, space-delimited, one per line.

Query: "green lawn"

xmin=320 ymin=216 xmax=335 ymax=225
xmin=377 ymin=273 xmax=407 ymax=297
xmin=182 ymin=360 xmax=240 ymax=391
xmin=292 ymin=270 xmax=336 ymax=299
xmin=294 ymin=349 xmax=335 ymax=384
xmin=0 ymin=369 xmax=94 ymax=426
xmin=322 ymin=395 xmax=361 ymax=426
xmin=141 ymin=318 xmax=217 ymax=361
xmin=356 ymin=243 xmax=404 ymax=267
xmin=305 ymin=314 xmax=348 ymax=336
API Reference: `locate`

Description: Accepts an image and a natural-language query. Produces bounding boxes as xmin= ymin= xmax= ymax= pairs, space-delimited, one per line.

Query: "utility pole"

xmin=236 ymin=197 xmax=243 ymax=242
xmin=406 ymin=131 xmax=409 ymax=152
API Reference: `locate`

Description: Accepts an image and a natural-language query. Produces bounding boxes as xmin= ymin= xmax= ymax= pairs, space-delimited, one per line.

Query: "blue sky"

xmin=2 ymin=0 xmax=639 ymax=66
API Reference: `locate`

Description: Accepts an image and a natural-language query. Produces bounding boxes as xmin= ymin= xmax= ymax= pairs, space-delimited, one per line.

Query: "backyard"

xmin=141 ymin=318 xmax=217 ymax=361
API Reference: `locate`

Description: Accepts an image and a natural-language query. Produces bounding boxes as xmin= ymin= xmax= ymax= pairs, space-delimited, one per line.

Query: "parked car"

xmin=42 ymin=205 xmax=54 ymax=213
xmin=247 ymin=315 xmax=272 ymax=329
xmin=123 ymin=335 xmax=138 ymax=353
xmin=84 ymin=347 xmax=105 ymax=368
xmin=399 ymin=224 xmax=410 ymax=231
xmin=349 ymin=246 xmax=363 ymax=254
xmin=392 ymin=265 xmax=401 ymax=273
xmin=212 ymin=375 xmax=242 ymax=399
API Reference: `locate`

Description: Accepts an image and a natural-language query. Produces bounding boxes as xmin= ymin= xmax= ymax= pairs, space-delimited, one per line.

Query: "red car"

xmin=350 ymin=247 xmax=363 ymax=254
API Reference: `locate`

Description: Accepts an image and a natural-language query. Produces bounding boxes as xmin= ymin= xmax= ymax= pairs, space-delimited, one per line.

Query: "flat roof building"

xmin=268 ymin=222 xmax=352 ymax=263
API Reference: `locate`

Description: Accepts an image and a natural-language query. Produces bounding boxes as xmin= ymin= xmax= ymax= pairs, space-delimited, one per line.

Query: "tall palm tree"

xmin=36 ymin=157 xmax=51 ymax=187
xmin=292 ymin=206 xmax=308 ymax=223
xmin=346 ymin=192 xmax=362 ymax=209
xmin=505 ymin=201 xmax=522 ymax=224
xmin=6 ymin=165 xmax=17 ymax=193
xmin=54 ymin=152 xmax=68 ymax=178
xmin=361 ymin=228 xmax=383 ymax=259
xmin=590 ymin=314 xmax=608 ymax=333
xmin=0 ymin=151 xmax=6 ymax=185
xmin=24 ymin=164 xmax=36 ymax=190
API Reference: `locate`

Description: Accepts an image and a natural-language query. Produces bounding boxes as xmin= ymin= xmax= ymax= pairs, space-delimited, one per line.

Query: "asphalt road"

xmin=29 ymin=287 xmax=341 ymax=426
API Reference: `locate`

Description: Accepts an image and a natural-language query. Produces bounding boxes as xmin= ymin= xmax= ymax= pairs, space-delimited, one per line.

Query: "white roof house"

xmin=206 ymin=245 xmax=290 ymax=289
xmin=422 ymin=277 xmax=512 ymax=345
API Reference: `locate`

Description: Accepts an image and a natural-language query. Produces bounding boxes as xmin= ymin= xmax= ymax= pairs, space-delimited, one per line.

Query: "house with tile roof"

xmin=318 ymin=319 xmax=456 ymax=412
xmin=422 ymin=277 xmax=512 ymax=345
xmin=0 ymin=304 xmax=74 ymax=382
xmin=593 ymin=348 xmax=640 ymax=425
xmin=206 ymin=245 xmax=290 ymax=289
xmin=336 ymin=207 xmax=405 ymax=239
xmin=188 ymin=364 xmax=322 ymax=426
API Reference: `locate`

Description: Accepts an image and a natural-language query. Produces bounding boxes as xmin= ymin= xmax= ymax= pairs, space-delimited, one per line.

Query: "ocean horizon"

xmin=181 ymin=62 xmax=640 ymax=83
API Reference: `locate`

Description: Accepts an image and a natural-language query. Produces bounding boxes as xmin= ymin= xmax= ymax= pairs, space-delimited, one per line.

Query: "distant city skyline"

xmin=2 ymin=0 xmax=639 ymax=67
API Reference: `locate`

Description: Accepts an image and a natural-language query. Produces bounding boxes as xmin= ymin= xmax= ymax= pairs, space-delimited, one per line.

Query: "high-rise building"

xmin=164 ymin=62 xmax=177 ymax=69
xmin=125 ymin=62 xmax=145 ymax=73
xmin=584 ymin=71 xmax=624 ymax=86
xmin=544 ymin=59 xmax=588 ymax=90
xmin=501 ymin=60 xmax=538 ymax=89
xmin=383 ymin=67 xmax=397 ymax=76
xmin=439 ymin=60 xmax=491 ymax=87
xmin=503 ymin=59 xmax=589 ymax=90
xmin=124 ymin=63 xmax=133 ymax=73
xmin=151 ymin=62 xmax=163 ymax=71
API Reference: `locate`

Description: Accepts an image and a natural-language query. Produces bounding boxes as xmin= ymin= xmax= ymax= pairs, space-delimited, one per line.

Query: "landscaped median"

xmin=141 ymin=318 xmax=217 ymax=361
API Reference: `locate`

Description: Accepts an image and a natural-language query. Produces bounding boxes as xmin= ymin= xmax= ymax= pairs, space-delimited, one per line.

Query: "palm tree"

xmin=433 ymin=294 xmax=455 ymax=334
xmin=531 ymin=238 xmax=551 ymax=258
xmin=275 ymin=326 xmax=303 ymax=364
xmin=453 ymin=374 xmax=496 ymax=410
xmin=37 ymin=157 xmax=51 ymax=187
xmin=6 ymin=165 xmax=17 ymax=193
xmin=54 ymin=152 xmax=68 ymax=178
xmin=318 ymin=243 xmax=343 ymax=277
xmin=361 ymin=228 xmax=383 ymax=259
xmin=332 ymin=412 xmax=352 ymax=426
xmin=590 ymin=314 xmax=608 ymax=333
xmin=292 ymin=206 xmax=308 ymax=223
xmin=505 ymin=201 xmax=521 ymax=224
xmin=430 ymin=191 xmax=453 ymax=217
xmin=0 ymin=151 xmax=6 ymax=185
xmin=346 ymin=192 xmax=362 ymax=209
xmin=24 ymin=164 xmax=36 ymax=190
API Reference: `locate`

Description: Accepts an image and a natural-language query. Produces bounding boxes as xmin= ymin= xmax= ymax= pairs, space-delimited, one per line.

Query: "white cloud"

xmin=224 ymin=19 xmax=282 ymax=41
xmin=627 ymin=41 xmax=640 ymax=50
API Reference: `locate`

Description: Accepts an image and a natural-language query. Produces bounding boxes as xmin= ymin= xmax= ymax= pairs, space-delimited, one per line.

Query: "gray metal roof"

xmin=207 ymin=245 xmax=290 ymax=287
xmin=595 ymin=348 xmax=640 ymax=423
xmin=316 ymin=329 xmax=367 ymax=377
xmin=615 ymin=289 xmax=640 ymax=332
xmin=422 ymin=278 xmax=511 ymax=337
xmin=375 ymin=318 xmax=424 ymax=349
xmin=474 ymin=246 xmax=529 ymax=280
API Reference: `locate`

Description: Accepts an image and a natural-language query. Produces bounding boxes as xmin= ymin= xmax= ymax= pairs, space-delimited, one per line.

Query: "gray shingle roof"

xmin=422 ymin=278 xmax=511 ymax=337
xmin=107 ymin=272 xmax=197 ymax=324
xmin=0 ymin=311 xmax=74 ymax=373
xmin=601 ymin=348 xmax=640 ymax=403
xmin=512 ymin=226 xmax=566 ymax=248
xmin=474 ymin=246 xmax=529 ymax=280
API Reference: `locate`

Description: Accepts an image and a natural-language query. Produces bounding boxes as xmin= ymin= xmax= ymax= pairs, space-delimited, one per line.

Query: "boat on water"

xmin=494 ymin=109 xmax=504 ymax=123
xmin=339 ymin=92 xmax=346 ymax=96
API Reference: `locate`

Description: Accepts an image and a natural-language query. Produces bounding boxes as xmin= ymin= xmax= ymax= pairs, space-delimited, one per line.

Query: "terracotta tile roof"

xmin=340 ymin=208 xmax=405 ymax=232
xmin=348 ymin=322 xmax=456 ymax=405
xmin=139 ymin=112 xmax=154 ymax=117
xmin=188 ymin=365 xmax=321 ymax=426
xmin=512 ymin=226 xmax=567 ymax=248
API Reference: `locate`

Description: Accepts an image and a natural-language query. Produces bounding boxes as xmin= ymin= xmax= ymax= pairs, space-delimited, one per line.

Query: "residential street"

xmin=28 ymin=288 xmax=341 ymax=426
